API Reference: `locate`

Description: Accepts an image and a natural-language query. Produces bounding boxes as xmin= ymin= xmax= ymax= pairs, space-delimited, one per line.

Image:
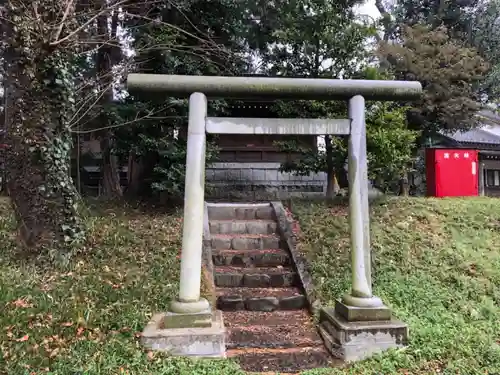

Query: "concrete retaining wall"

xmin=205 ymin=162 xmax=327 ymax=200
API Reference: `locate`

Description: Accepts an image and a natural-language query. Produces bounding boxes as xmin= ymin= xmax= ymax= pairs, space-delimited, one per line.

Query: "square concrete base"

xmin=142 ymin=310 xmax=226 ymax=358
xmin=335 ymin=300 xmax=391 ymax=322
xmin=319 ymin=306 xmax=408 ymax=362
xmin=163 ymin=309 xmax=212 ymax=328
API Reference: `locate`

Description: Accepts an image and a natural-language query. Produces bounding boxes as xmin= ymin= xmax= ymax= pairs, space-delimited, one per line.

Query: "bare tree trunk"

xmin=375 ymin=0 xmax=396 ymax=72
xmin=99 ymin=132 xmax=122 ymax=198
xmin=434 ymin=0 xmax=447 ymax=28
xmin=96 ymin=5 xmax=122 ymax=199
xmin=399 ymin=173 xmax=410 ymax=196
xmin=332 ymin=173 xmax=340 ymax=194
xmin=126 ymin=151 xmax=145 ymax=197
xmin=375 ymin=0 xmax=396 ymax=42
xmin=325 ymin=135 xmax=336 ymax=198
xmin=335 ymin=164 xmax=348 ymax=189
xmin=326 ymin=170 xmax=336 ymax=198
xmin=75 ymin=131 xmax=81 ymax=194
xmin=100 ymin=136 xmax=122 ymax=198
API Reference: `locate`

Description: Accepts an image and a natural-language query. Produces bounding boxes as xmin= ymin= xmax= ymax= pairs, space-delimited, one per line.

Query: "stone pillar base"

xmin=318 ymin=302 xmax=408 ymax=362
xmin=335 ymin=300 xmax=391 ymax=322
xmin=142 ymin=310 xmax=226 ymax=358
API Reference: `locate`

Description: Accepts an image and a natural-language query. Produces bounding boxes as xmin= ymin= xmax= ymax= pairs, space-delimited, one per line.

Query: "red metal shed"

xmin=425 ymin=148 xmax=479 ymax=197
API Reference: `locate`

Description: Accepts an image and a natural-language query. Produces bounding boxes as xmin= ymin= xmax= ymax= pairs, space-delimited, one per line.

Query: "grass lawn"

xmin=0 ymin=198 xmax=243 ymax=375
xmin=293 ymin=197 xmax=500 ymax=375
xmin=2 ymin=196 xmax=500 ymax=374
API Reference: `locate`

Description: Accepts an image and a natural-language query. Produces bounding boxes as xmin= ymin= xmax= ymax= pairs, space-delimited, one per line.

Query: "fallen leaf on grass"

xmin=104 ymin=280 xmax=123 ymax=289
xmin=10 ymin=298 xmax=34 ymax=309
xmin=40 ymin=284 xmax=53 ymax=292
xmin=16 ymin=335 xmax=29 ymax=342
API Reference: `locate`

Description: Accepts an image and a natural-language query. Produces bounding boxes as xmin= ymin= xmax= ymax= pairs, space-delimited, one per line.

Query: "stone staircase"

xmin=207 ymin=203 xmax=333 ymax=373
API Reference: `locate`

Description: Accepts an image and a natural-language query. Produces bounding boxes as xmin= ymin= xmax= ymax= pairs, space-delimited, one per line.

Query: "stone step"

xmin=209 ymin=220 xmax=278 ymax=235
xmin=211 ymin=234 xmax=282 ymax=251
xmin=226 ymin=346 xmax=336 ymax=373
xmin=226 ymin=322 xmax=324 ymax=349
xmin=214 ymin=266 xmax=298 ymax=288
xmin=223 ymin=309 xmax=314 ymax=328
xmin=207 ymin=204 xmax=275 ymax=220
xmin=216 ymin=287 xmax=306 ymax=311
xmin=212 ymin=249 xmax=291 ymax=267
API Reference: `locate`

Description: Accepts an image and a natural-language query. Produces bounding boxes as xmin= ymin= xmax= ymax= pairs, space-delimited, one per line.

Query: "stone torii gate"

xmin=128 ymin=74 xmax=422 ymax=359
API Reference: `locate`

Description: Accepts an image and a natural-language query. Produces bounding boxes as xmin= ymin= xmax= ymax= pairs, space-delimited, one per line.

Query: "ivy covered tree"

xmin=1 ymin=0 xmax=88 ymax=255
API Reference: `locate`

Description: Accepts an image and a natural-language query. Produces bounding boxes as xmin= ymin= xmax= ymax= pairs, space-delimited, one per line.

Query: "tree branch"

xmin=49 ymin=0 xmax=131 ymax=46
xmin=123 ymin=12 xmax=231 ymax=56
xmin=52 ymin=0 xmax=75 ymax=43
xmin=375 ymin=0 xmax=395 ymax=41
xmin=70 ymin=104 xmax=176 ymax=134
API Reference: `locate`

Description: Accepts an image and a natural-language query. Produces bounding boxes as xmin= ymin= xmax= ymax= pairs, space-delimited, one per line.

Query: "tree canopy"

xmin=379 ymin=24 xmax=489 ymax=133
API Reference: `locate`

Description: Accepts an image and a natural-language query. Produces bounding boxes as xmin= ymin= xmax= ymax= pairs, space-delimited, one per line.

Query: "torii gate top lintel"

xmin=127 ymin=73 xmax=422 ymax=101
